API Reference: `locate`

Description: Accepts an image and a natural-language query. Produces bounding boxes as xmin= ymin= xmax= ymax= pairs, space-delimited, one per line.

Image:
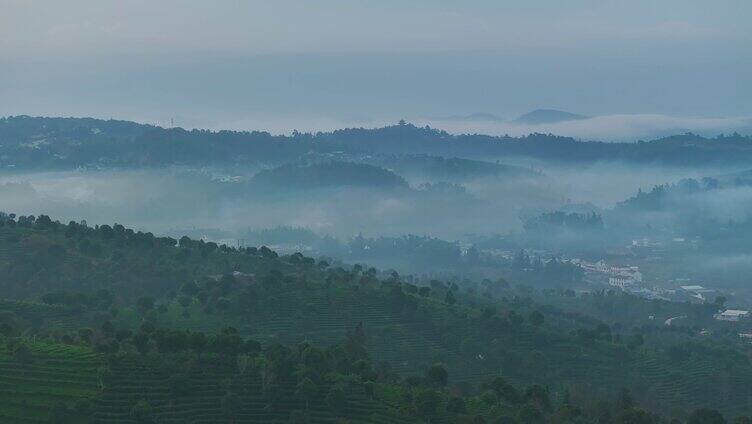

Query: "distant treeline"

xmin=617 ymin=177 xmax=734 ymax=211
xmin=2 ymin=116 xmax=752 ymax=169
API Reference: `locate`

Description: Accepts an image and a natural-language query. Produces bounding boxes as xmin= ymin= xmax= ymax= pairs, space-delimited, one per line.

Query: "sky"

xmin=1 ymin=0 xmax=751 ymax=138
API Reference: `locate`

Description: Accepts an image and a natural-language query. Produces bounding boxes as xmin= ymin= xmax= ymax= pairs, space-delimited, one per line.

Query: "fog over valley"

xmin=0 ymin=160 xmax=728 ymax=240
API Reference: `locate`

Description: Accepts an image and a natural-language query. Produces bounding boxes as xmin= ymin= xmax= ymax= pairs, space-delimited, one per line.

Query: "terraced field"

xmin=0 ymin=339 xmax=103 ymax=423
xmin=631 ymin=352 xmax=752 ymax=417
xmin=0 ymin=299 xmax=86 ymax=334
xmin=158 ymin=287 xmax=489 ymax=381
xmin=92 ymin=355 xmax=411 ymax=424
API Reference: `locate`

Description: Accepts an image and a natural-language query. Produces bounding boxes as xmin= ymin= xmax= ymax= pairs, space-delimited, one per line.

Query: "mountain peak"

xmin=514 ymin=109 xmax=588 ymax=124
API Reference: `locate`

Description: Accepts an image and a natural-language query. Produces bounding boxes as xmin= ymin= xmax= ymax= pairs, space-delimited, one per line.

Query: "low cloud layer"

xmin=416 ymin=114 xmax=752 ymax=142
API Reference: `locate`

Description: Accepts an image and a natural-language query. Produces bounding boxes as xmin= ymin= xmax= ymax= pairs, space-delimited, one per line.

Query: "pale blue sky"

xmin=1 ymin=0 xmax=750 ymax=133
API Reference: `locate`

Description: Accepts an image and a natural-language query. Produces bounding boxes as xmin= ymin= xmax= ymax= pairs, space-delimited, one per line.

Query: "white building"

xmin=715 ymin=310 xmax=750 ymax=322
xmin=608 ymin=266 xmax=643 ymax=290
xmin=680 ymin=285 xmax=706 ymax=292
xmin=609 ymin=277 xmax=632 ymax=290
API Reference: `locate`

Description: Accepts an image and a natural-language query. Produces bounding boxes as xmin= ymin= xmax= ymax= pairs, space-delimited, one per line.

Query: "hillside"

xmin=1 ymin=213 xmax=752 ymax=422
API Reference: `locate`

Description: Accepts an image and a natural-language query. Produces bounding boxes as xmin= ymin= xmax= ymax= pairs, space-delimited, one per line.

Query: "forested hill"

xmin=2 ymin=115 xmax=752 ymax=169
xmin=2 ymin=213 xmax=752 ymax=422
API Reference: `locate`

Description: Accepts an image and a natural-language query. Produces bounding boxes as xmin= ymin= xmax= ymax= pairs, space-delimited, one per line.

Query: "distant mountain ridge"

xmin=513 ymin=109 xmax=589 ymax=124
xmin=1 ymin=115 xmax=752 ymax=168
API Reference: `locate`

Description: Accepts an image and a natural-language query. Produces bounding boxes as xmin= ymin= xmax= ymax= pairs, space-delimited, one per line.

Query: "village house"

xmin=715 ymin=310 xmax=750 ymax=322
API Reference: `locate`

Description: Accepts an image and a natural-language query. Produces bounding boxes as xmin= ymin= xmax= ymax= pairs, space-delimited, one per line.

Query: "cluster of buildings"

xmin=574 ymin=259 xmax=644 ymax=290
xmin=574 ymin=259 xmax=734 ymax=307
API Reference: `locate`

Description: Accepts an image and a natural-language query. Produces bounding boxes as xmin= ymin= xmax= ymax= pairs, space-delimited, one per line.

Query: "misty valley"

xmin=1 ymin=116 xmax=752 ymax=423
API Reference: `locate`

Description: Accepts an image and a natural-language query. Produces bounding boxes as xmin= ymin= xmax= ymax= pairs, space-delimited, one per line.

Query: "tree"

xmin=178 ymin=294 xmax=192 ymax=308
xmin=426 ymin=363 xmax=448 ymax=388
xmin=115 ymin=330 xmax=132 ymax=342
xmin=626 ymin=334 xmax=644 ymax=350
xmin=555 ymin=403 xmax=583 ymax=422
xmin=528 ymin=310 xmax=544 ymax=326
xmin=288 ymin=410 xmax=310 ymax=424
xmin=180 ymin=281 xmax=199 ymax=297
xmin=101 ymin=321 xmax=115 ymax=337
xmin=414 ymin=389 xmax=440 ymax=422
xmin=364 ymin=381 xmax=375 ymax=398
xmin=130 ymin=400 xmax=153 ymax=423
xmin=78 ymin=328 xmax=94 ymax=344
xmin=136 ymin=296 xmax=155 ymax=315
xmin=444 ymin=290 xmax=456 ymax=305
xmin=189 ymin=332 xmax=208 ymax=354
xmin=688 ymin=409 xmax=726 ymax=424
xmin=715 ymin=296 xmax=728 ymax=308
xmin=262 ymin=270 xmax=283 ymax=290
xmin=517 ymin=404 xmax=546 ymax=424
xmin=344 ymin=322 xmax=367 ymax=361
xmin=617 ymin=388 xmax=635 ymax=411
xmin=508 ymin=311 xmax=524 ymax=327
xmin=325 ymin=385 xmax=348 ymax=415
xmin=446 ymin=396 xmax=466 ymax=414
xmin=296 ymin=377 xmax=318 ymax=410
xmin=216 ymin=297 xmax=231 ymax=313
xmin=524 ymin=385 xmax=551 ymax=412
xmin=13 ymin=344 xmax=33 ymax=366
xmin=168 ymin=373 xmax=192 ymax=397
xmin=221 ymin=393 xmax=242 ymax=423
xmin=48 ymin=401 xmax=71 ymax=424
xmin=418 ymin=287 xmax=431 ymax=297
xmin=486 ymin=376 xmax=521 ymax=404
xmin=133 ymin=333 xmax=150 ymax=355
xmin=108 ymin=340 xmax=120 ymax=355
xmin=140 ymin=322 xmax=155 ymax=335
xmin=617 ymin=407 xmax=656 ymax=424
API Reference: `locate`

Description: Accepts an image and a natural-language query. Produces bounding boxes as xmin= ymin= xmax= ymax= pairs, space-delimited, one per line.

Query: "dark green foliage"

xmin=130 ymin=400 xmax=153 ymax=423
xmin=295 ymin=377 xmax=318 ymax=409
xmin=324 ymin=384 xmax=347 ymax=414
xmin=0 ymin=216 xmax=751 ymax=422
xmin=529 ymin=310 xmax=544 ymax=326
xmin=689 ymin=409 xmax=727 ymax=424
xmin=413 ymin=389 xmax=440 ymax=421
xmin=13 ymin=343 xmax=34 ymax=365
xmin=48 ymin=401 xmax=71 ymax=424
xmin=426 ymin=363 xmax=448 ymax=388
xmin=446 ymin=396 xmax=466 ymax=414
xmin=444 ymin=290 xmax=457 ymax=305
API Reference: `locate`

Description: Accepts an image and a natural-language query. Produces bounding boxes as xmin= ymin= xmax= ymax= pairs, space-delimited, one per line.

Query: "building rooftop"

xmin=721 ymin=310 xmax=749 ymax=316
xmin=680 ymin=285 xmax=705 ymax=291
